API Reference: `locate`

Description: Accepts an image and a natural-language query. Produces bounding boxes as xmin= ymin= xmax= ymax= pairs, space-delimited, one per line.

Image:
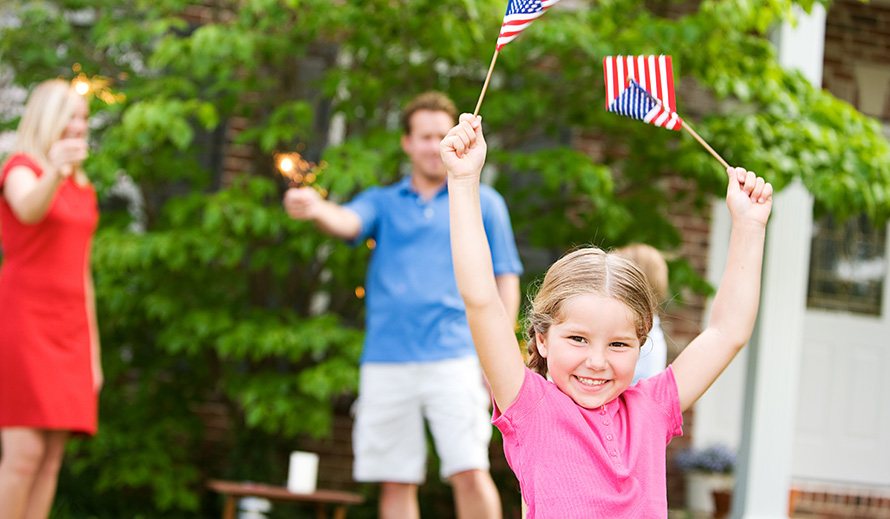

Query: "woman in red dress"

xmin=0 ymin=79 xmax=101 ymax=519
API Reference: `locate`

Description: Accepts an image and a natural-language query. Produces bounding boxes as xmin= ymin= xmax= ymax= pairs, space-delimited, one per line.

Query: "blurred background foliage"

xmin=1 ymin=0 xmax=889 ymax=517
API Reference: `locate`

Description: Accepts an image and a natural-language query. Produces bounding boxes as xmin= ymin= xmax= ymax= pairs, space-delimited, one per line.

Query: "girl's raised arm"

xmin=672 ymin=167 xmax=773 ymax=411
xmin=442 ymin=114 xmax=526 ymax=411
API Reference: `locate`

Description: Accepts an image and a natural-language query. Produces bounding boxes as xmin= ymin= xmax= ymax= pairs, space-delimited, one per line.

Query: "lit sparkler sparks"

xmin=70 ymin=64 xmax=126 ymax=105
xmin=275 ymin=150 xmax=327 ymax=197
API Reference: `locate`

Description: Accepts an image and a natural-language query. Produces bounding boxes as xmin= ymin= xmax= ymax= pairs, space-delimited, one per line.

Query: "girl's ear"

xmin=536 ymin=331 xmax=548 ymax=358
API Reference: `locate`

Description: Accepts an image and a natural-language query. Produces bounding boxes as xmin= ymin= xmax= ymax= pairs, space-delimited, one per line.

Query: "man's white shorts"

xmin=352 ymin=356 xmax=492 ymax=483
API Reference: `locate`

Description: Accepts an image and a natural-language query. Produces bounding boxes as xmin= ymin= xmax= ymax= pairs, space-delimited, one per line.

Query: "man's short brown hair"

xmin=401 ymin=91 xmax=458 ymax=135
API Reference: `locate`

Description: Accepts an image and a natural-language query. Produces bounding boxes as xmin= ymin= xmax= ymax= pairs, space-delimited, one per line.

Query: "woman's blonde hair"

xmin=525 ymin=247 xmax=657 ymax=377
xmin=613 ymin=243 xmax=669 ymax=303
xmin=13 ymin=79 xmax=84 ymax=166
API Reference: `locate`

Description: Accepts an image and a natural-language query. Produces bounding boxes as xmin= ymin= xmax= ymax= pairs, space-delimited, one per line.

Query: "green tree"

xmin=1 ymin=0 xmax=888 ymax=517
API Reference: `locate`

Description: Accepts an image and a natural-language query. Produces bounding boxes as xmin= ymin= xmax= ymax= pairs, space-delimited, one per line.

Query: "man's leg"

xmin=353 ymin=363 xmax=427 ymax=517
xmin=450 ymin=469 xmax=502 ymax=519
xmin=380 ymin=481 xmax=420 ymax=519
xmin=424 ymin=357 xmax=502 ymax=519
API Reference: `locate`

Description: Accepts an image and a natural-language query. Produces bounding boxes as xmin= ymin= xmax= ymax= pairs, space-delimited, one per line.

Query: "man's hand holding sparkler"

xmin=282 ymin=185 xmax=361 ymax=241
xmin=283 ymin=186 xmax=324 ymax=221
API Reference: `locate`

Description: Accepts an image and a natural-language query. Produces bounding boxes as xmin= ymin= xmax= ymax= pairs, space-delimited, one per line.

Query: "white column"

xmin=733 ymin=5 xmax=823 ymax=519
xmin=693 ymin=203 xmax=744 ymax=452
xmin=734 ymin=182 xmax=813 ymax=519
xmin=775 ymin=6 xmax=826 ymax=88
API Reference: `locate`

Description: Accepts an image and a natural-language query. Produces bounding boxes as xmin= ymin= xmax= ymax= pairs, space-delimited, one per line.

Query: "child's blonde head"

xmin=525 ymin=247 xmax=657 ymax=377
xmin=14 ymin=79 xmax=84 ymax=165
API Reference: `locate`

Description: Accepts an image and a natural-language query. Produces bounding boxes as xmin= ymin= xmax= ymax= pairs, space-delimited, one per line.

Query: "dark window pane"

xmin=806 ymin=213 xmax=886 ymax=316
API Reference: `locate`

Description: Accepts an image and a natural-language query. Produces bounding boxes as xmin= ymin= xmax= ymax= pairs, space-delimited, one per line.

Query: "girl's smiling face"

xmin=537 ymin=294 xmax=641 ymax=409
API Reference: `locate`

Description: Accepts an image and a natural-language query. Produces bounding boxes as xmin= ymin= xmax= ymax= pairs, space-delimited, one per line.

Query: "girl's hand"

xmin=726 ymin=166 xmax=773 ymax=227
xmin=47 ymin=138 xmax=88 ymax=178
xmin=441 ymin=113 xmax=486 ymax=182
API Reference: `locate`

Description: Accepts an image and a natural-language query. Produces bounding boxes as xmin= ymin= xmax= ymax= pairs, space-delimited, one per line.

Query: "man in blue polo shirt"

xmin=283 ymin=92 xmax=522 ymax=519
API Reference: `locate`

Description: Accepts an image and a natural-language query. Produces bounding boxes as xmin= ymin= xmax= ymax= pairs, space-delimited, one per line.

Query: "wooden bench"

xmin=207 ymin=479 xmax=365 ymax=519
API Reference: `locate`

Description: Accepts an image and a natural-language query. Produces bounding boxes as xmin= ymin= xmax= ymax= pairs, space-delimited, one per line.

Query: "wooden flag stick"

xmin=632 ymin=78 xmax=731 ymax=169
xmin=474 ymin=50 xmax=500 ymax=117
xmin=681 ymin=121 xmax=730 ymax=169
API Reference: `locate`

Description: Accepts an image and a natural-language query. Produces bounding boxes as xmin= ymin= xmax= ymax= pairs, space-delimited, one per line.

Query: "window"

xmin=806 ymin=213 xmax=887 ymax=315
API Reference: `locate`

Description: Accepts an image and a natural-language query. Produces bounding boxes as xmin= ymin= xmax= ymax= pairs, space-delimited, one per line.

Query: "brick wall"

xmin=823 ymin=0 xmax=890 ymax=118
xmin=792 ymin=483 xmax=890 ymax=519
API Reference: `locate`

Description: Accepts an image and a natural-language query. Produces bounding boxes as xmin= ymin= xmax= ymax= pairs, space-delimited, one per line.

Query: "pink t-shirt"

xmin=493 ymin=366 xmax=683 ymax=518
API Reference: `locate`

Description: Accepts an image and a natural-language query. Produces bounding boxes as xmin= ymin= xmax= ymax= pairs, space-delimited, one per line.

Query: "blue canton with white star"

xmin=506 ymin=0 xmax=543 ymax=16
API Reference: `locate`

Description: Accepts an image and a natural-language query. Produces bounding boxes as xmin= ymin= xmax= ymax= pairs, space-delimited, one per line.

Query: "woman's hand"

xmin=47 ymin=138 xmax=88 ymax=178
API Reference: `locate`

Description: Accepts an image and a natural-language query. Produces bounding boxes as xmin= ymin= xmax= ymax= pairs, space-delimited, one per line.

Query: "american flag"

xmin=497 ymin=0 xmax=560 ymax=51
xmin=603 ymin=55 xmax=682 ymax=130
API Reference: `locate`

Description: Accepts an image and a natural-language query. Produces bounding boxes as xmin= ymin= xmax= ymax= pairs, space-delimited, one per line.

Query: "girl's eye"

xmin=569 ymin=336 xmax=587 ymax=343
xmin=610 ymin=342 xmax=631 ymax=349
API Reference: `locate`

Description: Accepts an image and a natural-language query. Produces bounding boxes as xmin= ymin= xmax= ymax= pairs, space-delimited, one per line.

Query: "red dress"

xmin=0 ymin=153 xmax=99 ymax=435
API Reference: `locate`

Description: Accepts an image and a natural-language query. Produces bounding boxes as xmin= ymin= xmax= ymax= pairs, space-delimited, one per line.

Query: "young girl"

xmin=441 ymin=114 xmax=772 ymax=518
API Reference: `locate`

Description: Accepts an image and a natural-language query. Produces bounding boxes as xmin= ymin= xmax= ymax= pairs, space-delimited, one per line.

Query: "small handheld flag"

xmin=604 ymin=55 xmax=682 ymax=131
xmin=474 ymin=0 xmax=561 ymax=116
xmin=603 ymin=55 xmax=730 ymax=168
xmin=497 ymin=0 xmax=561 ymax=51
xmin=608 ymin=78 xmax=684 ymax=130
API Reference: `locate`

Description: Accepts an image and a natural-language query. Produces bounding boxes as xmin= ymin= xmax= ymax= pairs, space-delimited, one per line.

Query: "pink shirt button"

xmin=606 ymin=434 xmax=614 ymax=441
xmin=610 ymin=449 xmax=618 ymax=457
xmin=603 ymin=419 xmax=610 ymax=426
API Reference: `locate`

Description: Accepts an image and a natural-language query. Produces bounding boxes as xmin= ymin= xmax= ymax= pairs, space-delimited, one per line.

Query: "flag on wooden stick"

xmin=497 ymin=0 xmax=561 ymax=51
xmin=475 ymin=0 xmax=561 ymax=116
xmin=603 ymin=55 xmax=731 ymax=168
xmin=609 ymin=78 xmax=684 ymax=130
xmin=603 ymin=55 xmax=682 ymax=130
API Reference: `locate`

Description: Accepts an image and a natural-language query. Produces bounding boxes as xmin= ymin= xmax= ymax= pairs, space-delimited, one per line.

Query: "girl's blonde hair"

xmin=525 ymin=247 xmax=657 ymax=377
xmin=13 ymin=79 xmax=84 ymax=167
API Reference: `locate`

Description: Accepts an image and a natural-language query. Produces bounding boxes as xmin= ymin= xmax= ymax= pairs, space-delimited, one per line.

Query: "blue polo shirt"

xmin=344 ymin=175 xmax=523 ymax=364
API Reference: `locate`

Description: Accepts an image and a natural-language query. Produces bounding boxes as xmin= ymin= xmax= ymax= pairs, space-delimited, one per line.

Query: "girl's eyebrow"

xmin=561 ymin=325 xmax=638 ymax=342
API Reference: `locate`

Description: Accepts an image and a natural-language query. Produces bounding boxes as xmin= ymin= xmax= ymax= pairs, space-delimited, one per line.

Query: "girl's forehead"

xmin=558 ymin=294 xmax=637 ymax=329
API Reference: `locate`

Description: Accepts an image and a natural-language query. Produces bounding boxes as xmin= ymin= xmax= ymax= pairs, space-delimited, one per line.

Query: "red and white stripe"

xmin=496 ymin=0 xmax=560 ymax=51
xmin=603 ymin=55 xmax=682 ymax=130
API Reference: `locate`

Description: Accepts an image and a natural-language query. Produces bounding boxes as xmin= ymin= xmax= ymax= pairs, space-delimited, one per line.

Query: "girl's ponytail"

xmin=526 ymin=326 xmax=548 ymax=377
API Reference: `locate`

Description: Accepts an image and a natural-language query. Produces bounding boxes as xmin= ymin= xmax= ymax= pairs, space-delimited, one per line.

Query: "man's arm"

xmin=283 ymin=187 xmax=362 ymax=241
xmin=495 ymin=273 xmax=521 ymax=325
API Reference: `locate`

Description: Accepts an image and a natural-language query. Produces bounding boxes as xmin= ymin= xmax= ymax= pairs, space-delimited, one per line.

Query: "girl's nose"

xmin=585 ymin=345 xmax=607 ymax=370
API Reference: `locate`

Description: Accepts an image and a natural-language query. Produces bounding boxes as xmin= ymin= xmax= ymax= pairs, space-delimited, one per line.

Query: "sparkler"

xmin=275 ymin=150 xmax=328 ymax=198
xmin=70 ymin=64 xmax=126 ymax=105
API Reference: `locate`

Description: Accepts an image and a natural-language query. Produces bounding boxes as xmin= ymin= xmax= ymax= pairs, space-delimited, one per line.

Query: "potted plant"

xmin=674 ymin=444 xmax=736 ymax=517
